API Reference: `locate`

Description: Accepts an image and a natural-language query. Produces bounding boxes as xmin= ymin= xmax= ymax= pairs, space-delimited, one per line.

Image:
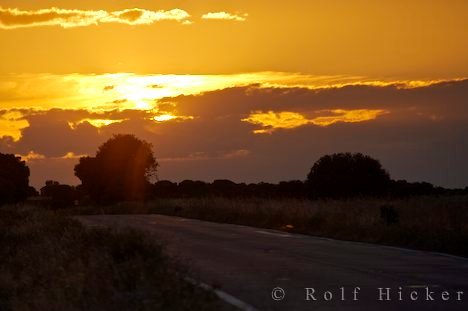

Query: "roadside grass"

xmin=70 ymin=195 xmax=468 ymax=257
xmin=0 ymin=207 xmax=219 ymax=311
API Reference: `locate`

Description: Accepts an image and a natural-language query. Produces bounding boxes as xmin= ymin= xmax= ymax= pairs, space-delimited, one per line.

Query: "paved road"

xmin=77 ymin=215 xmax=468 ymax=311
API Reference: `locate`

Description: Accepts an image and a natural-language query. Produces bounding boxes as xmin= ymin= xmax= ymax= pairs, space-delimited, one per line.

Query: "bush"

xmin=380 ymin=205 xmax=399 ymax=225
xmin=0 ymin=208 xmax=217 ymax=311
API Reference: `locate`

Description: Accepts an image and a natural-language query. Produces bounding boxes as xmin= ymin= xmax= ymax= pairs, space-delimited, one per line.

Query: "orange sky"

xmin=0 ymin=1 xmax=467 ymax=188
xmin=1 ymin=0 xmax=467 ymax=77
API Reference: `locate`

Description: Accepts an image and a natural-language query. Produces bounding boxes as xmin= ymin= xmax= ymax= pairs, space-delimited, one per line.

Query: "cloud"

xmin=201 ymin=12 xmax=247 ymax=22
xmin=0 ymin=110 xmax=29 ymax=141
xmin=0 ymin=6 xmax=191 ymax=29
xmin=112 ymin=99 xmax=127 ymax=104
xmin=241 ymin=109 xmax=388 ymax=134
xmin=16 ymin=150 xmax=46 ymax=162
xmin=1 ymin=79 xmax=467 ymax=188
xmin=1 ymin=73 xmax=459 ymax=113
xmin=68 ymin=118 xmax=126 ymax=130
xmin=310 ymin=109 xmax=388 ymax=126
xmin=100 ymin=8 xmax=190 ymax=25
xmin=241 ymin=111 xmax=310 ymax=133
xmin=0 ymin=7 xmax=106 ymax=29
xmin=16 ymin=150 xmax=86 ymax=161
xmin=164 ymin=79 xmax=468 ymax=122
xmin=152 ymin=114 xmax=193 ymax=122
xmin=59 ymin=152 xmax=88 ymax=159
xmin=223 ymin=149 xmax=250 ymax=159
xmin=159 ymin=149 xmax=250 ymax=162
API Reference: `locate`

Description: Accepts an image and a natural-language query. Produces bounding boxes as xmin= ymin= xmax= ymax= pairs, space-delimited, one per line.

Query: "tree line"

xmin=1 ymin=134 xmax=467 ymax=207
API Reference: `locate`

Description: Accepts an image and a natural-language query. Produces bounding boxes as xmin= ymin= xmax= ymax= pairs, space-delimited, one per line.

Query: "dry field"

xmin=73 ymin=195 xmax=468 ymax=257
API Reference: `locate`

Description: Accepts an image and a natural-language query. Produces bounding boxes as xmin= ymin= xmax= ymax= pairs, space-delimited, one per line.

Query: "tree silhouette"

xmin=211 ymin=179 xmax=239 ymax=197
xmin=178 ymin=180 xmax=208 ymax=197
xmin=0 ymin=153 xmax=30 ymax=205
xmin=40 ymin=180 xmax=77 ymax=208
xmin=152 ymin=180 xmax=178 ymax=198
xmin=74 ymin=134 xmax=158 ymax=204
xmin=306 ymin=152 xmax=391 ymax=198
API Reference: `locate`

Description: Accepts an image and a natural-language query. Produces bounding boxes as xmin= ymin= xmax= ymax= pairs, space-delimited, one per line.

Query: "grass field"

xmin=0 ymin=207 xmax=220 ymax=311
xmin=72 ymin=195 xmax=468 ymax=257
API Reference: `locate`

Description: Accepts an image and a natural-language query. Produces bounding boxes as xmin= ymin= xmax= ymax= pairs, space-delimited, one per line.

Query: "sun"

xmin=153 ymin=114 xmax=177 ymax=122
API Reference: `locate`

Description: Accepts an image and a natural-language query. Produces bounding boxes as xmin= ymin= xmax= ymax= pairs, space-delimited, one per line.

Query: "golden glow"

xmin=1 ymin=2 xmax=466 ymax=78
xmin=0 ymin=73 xmax=455 ymax=113
xmin=16 ymin=151 xmax=88 ymax=161
xmin=16 ymin=151 xmax=45 ymax=162
xmin=310 ymin=109 xmax=388 ymax=127
xmin=152 ymin=114 xmax=194 ymax=122
xmin=0 ymin=71 xmax=458 ymax=141
xmin=0 ymin=111 xmax=29 ymax=141
xmin=0 ymin=7 xmax=191 ymax=29
xmin=201 ymin=12 xmax=247 ymax=22
xmin=0 ymin=71 xmax=449 ymax=141
xmin=153 ymin=114 xmax=177 ymax=122
xmin=242 ymin=109 xmax=388 ymax=133
xmin=60 ymin=152 xmax=88 ymax=159
xmin=242 ymin=111 xmax=310 ymax=134
xmin=69 ymin=118 xmax=125 ymax=129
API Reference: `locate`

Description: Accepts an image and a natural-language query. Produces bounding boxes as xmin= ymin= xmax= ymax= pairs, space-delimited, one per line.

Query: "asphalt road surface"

xmin=77 ymin=215 xmax=468 ymax=311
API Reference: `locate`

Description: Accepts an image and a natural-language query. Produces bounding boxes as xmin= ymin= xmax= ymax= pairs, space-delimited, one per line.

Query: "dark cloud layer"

xmin=1 ymin=80 xmax=467 ymax=189
xmin=163 ymin=79 xmax=468 ymax=120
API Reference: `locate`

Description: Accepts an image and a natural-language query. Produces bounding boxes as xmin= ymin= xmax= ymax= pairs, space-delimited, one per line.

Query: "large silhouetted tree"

xmin=74 ymin=134 xmax=158 ymax=204
xmin=306 ymin=152 xmax=391 ymax=198
xmin=0 ymin=153 xmax=30 ymax=205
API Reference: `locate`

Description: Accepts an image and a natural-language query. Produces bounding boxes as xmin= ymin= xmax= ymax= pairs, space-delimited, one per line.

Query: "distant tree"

xmin=152 ymin=180 xmax=179 ymax=198
xmin=247 ymin=182 xmax=278 ymax=197
xmin=278 ymin=180 xmax=307 ymax=198
xmin=178 ymin=180 xmax=208 ymax=197
xmin=389 ymin=180 xmax=436 ymax=197
xmin=40 ymin=180 xmax=77 ymax=208
xmin=27 ymin=186 xmax=39 ymax=197
xmin=211 ymin=179 xmax=239 ymax=197
xmin=0 ymin=153 xmax=30 ymax=205
xmin=74 ymin=134 xmax=158 ymax=204
xmin=306 ymin=153 xmax=391 ymax=198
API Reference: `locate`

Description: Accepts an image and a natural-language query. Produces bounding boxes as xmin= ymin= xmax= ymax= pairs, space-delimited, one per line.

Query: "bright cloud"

xmin=310 ymin=109 xmax=388 ymax=127
xmin=201 ymin=12 xmax=247 ymax=22
xmin=60 ymin=152 xmax=88 ymax=159
xmin=242 ymin=109 xmax=388 ymax=133
xmin=0 ymin=111 xmax=29 ymax=141
xmin=152 ymin=114 xmax=194 ymax=122
xmin=0 ymin=7 xmax=190 ymax=29
xmin=68 ymin=118 xmax=126 ymax=129
xmin=16 ymin=151 xmax=46 ymax=162
xmin=100 ymin=8 xmax=190 ymax=25
xmin=16 ymin=151 xmax=88 ymax=162
xmin=0 ymin=72 xmax=450 ymax=113
xmin=242 ymin=111 xmax=310 ymax=134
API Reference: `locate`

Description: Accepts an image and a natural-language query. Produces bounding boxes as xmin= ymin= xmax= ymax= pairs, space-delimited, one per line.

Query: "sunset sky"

xmin=1 ymin=0 xmax=467 ymax=188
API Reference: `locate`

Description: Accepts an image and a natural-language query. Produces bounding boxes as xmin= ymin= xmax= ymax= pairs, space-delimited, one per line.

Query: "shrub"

xmin=0 ymin=208 xmax=217 ymax=311
xmin=380 ymin=204 xmax=399 ymax=225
